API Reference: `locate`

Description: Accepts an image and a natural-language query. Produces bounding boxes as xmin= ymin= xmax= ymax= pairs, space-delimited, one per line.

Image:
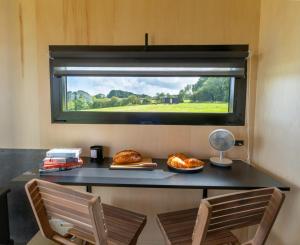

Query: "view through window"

xmin=63 ymin=76 xmax=234 ymax=113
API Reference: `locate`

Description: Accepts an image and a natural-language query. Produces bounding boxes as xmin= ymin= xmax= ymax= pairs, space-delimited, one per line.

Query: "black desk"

xmin=14 ymin=157 xmax=290 ymax=198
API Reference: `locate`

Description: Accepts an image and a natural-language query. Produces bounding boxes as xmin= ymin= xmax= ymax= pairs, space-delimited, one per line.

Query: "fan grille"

xmin=209 ymin=129 xmax=235 ymax=152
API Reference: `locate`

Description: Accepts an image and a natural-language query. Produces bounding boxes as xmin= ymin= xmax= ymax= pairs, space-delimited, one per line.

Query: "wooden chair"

xmin=25 ymin=179 xmax=146 ymax=245
xmin=156 ymin=188 xmax=285 ymax=245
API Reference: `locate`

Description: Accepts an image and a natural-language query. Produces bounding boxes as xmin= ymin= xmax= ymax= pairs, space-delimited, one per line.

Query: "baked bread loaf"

xmin=167 ymin=153 xmax=205 ymax=169
xmin=113 ymin=150 xmax=142 ymax=165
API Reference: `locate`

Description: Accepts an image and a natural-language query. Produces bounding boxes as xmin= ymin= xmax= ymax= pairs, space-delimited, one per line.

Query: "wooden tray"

xmin=110 ymin=158 xmax=157 ymax=170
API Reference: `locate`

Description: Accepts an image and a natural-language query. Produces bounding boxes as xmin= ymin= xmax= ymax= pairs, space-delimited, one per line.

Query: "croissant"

xmin=184 ymin=158 xmax=205 ymax=168
xmin=167 ymin=153 xmax=205 ymax=169
xmin=167 ymin=156 xmax=186 ymax=168
xmin=168 ymin=153 xmax=188 ymax=161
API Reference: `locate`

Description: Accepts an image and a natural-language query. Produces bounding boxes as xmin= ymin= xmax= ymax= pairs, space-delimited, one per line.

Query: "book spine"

xmin=46 ymin=153 xmax=80 ymax=158
xmin=43 ymin=157 xmax=79 ymax=163
xmin=39 ymin=165 xmax=81 ymax=173
xmin=43 ymin=164 xmax=82 ymax=170
xmin=42 ymin=159 xmax=83 ymax=169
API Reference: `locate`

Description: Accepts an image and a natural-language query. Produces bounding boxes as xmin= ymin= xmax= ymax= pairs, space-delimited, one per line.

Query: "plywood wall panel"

xmin=12 ymin=0 xmax=41 ymax=147
xmin=0 ymin=0 xmax=14 ymax=147
xmin=85 ymin=0 xmax=116 ymax=44
xmin=62 ymin=0 xmax=89 ymax=44
xmin=253 ymin=0 xmax=300 ymax=244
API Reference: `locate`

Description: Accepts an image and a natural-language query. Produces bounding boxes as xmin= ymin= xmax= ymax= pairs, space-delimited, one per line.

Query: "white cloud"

xmin=67 ymin=76 xmax=199 ymax=96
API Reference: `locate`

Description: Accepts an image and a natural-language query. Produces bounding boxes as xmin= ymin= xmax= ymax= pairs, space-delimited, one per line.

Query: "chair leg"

xmin=130 ymin=237 xmax=138 ymax=245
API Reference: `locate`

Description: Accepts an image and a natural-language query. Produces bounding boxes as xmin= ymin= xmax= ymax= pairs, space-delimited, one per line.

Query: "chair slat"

xmin=211 ymin=201 xmax=269 ymax=217
xmin=35 ymin=199 xmax=45 ymax=214
xmin=163 ymin=220 xmax=196 ymax=232
xmin=46 ymin=210 xmax=93 ymax=231
xmin=209 ymin=213 xmax=264 ymax=231
xmin=207 ymin=188 xmax=274 ymax=205
xmin=165 ymin=223 xmax=196 ymax=235
xmin=27 ymin=180 xmax=38 ymax=192
xmin=45 ymin=204 xmax=92 ymax=226
xmin=211 ymin=194 xmax=272 ymax=211
xmin=158 ymin=211 xmax=197 ymax=224
xmin=170 ymin=235 xmax=192 ymax=244
xmin=103 ymin=208 xmax=143 ymax=224
xmin=32 ymin=194 xmax=43 ymax=209
xmin=210 ymin=207 xmax=266 ymax=224
xmin=41 ymin=192 xmax=89 ymax=214
xmin=39 ymin=186 xmax=90 ymax=206
xmin=158 ymin=208 xmax=198 ymax=219
xmin=37 ymin=180 xmax=94 ymax=200
xmin=204 ymin=231 xmax=239 ymax=245
xmin=43 ymin=198 xmax=90 ymax=218
xmin=167 ymin=227 xmax=194 ymax=239
xmin=208 ymin=218 xmax=261 ymax=234
xmin=102 ymin=203 xmax=145 ymax=221
xmin=107 ymin=230 xmax=132 ymax=244
xmin=29 ymin=185 xmax=40 ymax=199
xmin=106 ymin=215 xmax=140 ymax=230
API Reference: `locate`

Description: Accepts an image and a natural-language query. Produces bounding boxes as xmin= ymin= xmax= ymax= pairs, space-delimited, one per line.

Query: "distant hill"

xmin=67 ymin=90 xmax=149 ymax=103
xmin=107 ymin=90 xmax=148 ymax=98
xmin=106 ymin=90 xmax=132 ymax=98
xmin=107 ymin=90 xmax=136 ymax=98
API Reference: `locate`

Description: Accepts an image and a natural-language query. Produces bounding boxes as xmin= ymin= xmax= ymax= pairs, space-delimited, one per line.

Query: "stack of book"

xmin=39 ymin=148 xmax=83 ymax=173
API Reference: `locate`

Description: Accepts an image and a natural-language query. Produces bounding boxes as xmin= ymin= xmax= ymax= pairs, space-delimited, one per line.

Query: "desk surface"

xmin=14 ymin=157 xmax=290 ymax=191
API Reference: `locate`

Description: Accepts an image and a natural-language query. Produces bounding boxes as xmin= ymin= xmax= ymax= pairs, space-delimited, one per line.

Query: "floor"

xmin=0 ymin=149 xmax=47 ymax=244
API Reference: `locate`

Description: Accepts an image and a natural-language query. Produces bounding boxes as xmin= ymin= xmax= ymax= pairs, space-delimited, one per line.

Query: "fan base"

xmin=210 ymin=157 xmax=233 ymax=167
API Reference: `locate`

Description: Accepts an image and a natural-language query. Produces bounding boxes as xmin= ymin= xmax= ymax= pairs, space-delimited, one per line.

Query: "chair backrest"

xmin=192 ymin=188 xmax=285 ymax=245
xmin=25 ymin=179 xmax=108 ymax=245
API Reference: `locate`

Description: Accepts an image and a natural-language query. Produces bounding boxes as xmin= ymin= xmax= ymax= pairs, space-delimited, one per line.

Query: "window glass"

xmin=63 ymin=76 xmax=234 ymax=113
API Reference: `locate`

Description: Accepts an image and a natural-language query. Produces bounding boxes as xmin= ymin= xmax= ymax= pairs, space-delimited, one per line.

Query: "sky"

xmin=67 ymin=76 xmax=199 ymax=96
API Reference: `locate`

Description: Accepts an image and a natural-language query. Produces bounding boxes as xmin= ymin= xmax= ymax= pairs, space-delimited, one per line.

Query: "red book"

xmin=43 ymin=159 xmax=83 ymax=169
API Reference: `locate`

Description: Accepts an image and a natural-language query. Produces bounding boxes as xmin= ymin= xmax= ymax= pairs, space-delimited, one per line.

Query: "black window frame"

xmin=50 ymin=45 xmax=248 ymax=126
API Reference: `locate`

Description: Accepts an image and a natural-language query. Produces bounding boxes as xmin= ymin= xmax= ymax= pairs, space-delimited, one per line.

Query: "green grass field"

xmin=84 ymin=102 xmax=229 ymax=113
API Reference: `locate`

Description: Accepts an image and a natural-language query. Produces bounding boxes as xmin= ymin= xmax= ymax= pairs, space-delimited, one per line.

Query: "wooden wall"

xmin=0 ymin=0 xmax=15 ymax=147
xmin=0 ymin=0 xmax=40 ymax=147
xmin=0 ymin=0 xmax=261 ymax=160
xmin=253 ymin=0 xmax=300 ymax=244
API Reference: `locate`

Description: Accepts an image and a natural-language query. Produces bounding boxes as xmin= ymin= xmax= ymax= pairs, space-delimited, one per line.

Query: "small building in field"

xmin=162 ymin=97 xmax=179 ymax=104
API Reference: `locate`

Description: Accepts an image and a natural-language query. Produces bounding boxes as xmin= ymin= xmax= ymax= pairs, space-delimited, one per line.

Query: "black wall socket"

xmin=235 ymin=140 xmax=244 ymax=146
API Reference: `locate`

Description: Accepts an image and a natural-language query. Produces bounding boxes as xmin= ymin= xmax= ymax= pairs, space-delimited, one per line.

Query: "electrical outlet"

xmin=235 ymin=140 xmax=244 ymax=146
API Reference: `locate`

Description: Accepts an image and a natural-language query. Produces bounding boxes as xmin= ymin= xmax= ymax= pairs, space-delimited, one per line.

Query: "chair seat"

xmin=68 ymin=203 xmax=146 ymax=245
xmin=157 ymin=208 xmax=239 ymax=245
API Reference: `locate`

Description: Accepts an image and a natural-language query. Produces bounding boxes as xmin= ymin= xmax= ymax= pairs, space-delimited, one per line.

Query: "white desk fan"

xmin=209 ymin=129 xmax=235 ymax=167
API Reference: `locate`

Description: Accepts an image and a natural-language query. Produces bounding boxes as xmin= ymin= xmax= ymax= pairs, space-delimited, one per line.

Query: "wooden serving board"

xmin=110 ymin=158 xmax=157 ymax=170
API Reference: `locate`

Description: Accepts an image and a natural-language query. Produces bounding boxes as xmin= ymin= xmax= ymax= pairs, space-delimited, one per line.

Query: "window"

xmin=50 ymin=45 xmax=248 ymax=125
